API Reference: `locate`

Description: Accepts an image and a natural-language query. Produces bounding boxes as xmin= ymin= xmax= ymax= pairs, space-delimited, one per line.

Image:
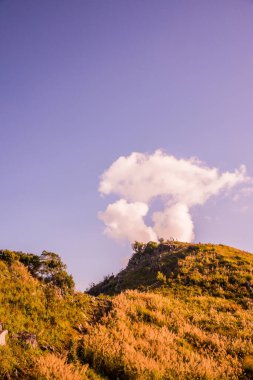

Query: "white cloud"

xmin=99 ymin=199 xmax=157 ymax=242
xmin=99 ymin=150 xmax=247 ymax=206
xmin=153 ymin=203 xmax=194 ymax=242
xmin=99 ymin=150 xmax=250 ymax=243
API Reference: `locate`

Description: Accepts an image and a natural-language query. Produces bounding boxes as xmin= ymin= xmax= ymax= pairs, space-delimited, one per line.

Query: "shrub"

xmin=132 ymin=241 xmax=146 ymax=254
xmin=156 ymin=271 xmax=167 ymax=284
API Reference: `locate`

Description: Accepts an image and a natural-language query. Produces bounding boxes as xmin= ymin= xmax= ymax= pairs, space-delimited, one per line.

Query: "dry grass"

xmin=83 ymin=290 xmax=253 ymax=379
xmin=36 ymin=353 xmax=88 ymax=380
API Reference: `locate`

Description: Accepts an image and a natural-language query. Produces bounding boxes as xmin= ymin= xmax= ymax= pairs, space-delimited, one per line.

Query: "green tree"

xmin=1 ymin=249 xmax=75 ymax=294
xmin=38 ymin=251 xmax=75 ymax=293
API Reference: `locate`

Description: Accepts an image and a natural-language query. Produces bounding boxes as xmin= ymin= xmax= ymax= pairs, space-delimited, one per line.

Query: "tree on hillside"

xmin=0 ymin=249 xmax=74 ymax=294
xmin=38 ymin=251 xmax=75 ymax=293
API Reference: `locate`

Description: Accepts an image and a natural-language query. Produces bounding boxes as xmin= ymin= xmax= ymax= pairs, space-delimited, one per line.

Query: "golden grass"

xmin=36 ymin=353 xmax=88 ymax=380
xmin=83 ymin=290 xmax=253 ymax=379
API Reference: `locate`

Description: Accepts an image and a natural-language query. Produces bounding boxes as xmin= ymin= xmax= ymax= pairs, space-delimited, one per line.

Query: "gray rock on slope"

xmin=0 ymin=330 xmax=8 ymax=346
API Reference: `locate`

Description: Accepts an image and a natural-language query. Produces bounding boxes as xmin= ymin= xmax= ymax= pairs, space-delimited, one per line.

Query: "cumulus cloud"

xmin=99 ymin=150 xmax=250 ymax=243
xmin=99 ymin=199 xmax=157 ymax=242
xmin=152 ymin=203 xmax=194 ymax=242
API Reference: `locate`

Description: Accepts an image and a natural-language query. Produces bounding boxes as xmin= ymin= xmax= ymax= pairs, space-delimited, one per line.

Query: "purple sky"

xmin=1 ymin=0 xmax=253 ymax=289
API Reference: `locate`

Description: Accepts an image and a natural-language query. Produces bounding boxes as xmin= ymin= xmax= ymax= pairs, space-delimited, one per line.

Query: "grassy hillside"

xmin=0 ymin=242 xmax=253 ymax=379
xmin=86 ymin=241 xmax=253 ymax=379
xmin=83 ymin=290 xmax=253 ymax=379
xmin=88 ymin=241 xmax=253 ymax=304
xmin=0 ymin=250 xmax=105 ymax=379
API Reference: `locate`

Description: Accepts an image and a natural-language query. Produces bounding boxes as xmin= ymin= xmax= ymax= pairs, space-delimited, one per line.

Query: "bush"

xmin=156 ymin=271 xmax=167 ymax=284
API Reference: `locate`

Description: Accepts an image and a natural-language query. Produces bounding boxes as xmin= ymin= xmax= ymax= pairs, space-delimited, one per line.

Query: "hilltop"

xmin=88 ymin=241 xmax=253 ymax=303
xmin=0 ymin=242 xmax=252 ymax=379
xmin=85 ymin=241 xmax=253 ymax=379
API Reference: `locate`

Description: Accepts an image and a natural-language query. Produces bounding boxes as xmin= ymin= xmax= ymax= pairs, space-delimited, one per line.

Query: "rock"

xmin=41 ymin=343 xmax=55 ymax=352
xmin=0 ymin=330 xmax=8 ymax=346
xmin=17 ymin=331 xmax=38 ymax=348
xmin=158 ymin=243 xmax=175 ymax=252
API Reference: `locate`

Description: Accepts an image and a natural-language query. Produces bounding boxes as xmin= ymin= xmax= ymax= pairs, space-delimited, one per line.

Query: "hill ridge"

xmin=0 ymin=242 xmax=252 ymax=379
xmin=88 ymin=241 xmax=253 ymax=304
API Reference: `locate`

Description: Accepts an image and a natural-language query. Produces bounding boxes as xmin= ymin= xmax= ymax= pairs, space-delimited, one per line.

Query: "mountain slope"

xmin=88 ymin=241 xmax=253 ymax=304
xmin=0 ymin=242 xmax=252 ymax=379
xmin=85 ymin=241 xmax=253 ymax=379
xmin=0 ymin=250 xmax=104 ymax=379
xmin=83 ymin=289 xmax=253 ymax=379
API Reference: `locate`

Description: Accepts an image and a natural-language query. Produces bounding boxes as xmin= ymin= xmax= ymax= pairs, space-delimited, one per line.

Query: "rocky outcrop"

xmin=0 ymin=330 xmax=8 ymax=346
xmin=88 ymin=242 xmax=179 ymax=295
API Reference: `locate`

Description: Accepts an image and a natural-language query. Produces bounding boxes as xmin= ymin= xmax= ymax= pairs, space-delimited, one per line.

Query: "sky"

xmin=1 ymin=0 xmax=253 ymax=290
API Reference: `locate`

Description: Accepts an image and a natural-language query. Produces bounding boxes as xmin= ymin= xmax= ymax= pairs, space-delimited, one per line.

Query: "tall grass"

xmin=36 ymin=353 xmax=88 ymax=380
xmin=83 ymin=290 xmax=253 ymax=379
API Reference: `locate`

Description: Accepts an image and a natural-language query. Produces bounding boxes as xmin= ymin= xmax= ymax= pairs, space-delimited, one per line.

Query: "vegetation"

xmin=0 ymin=242 xmax=252 ymax=379
xmin=0 ymin=250 xmax=103 ymax=379
xmin=35 ymin=354 xmax=89 ymax=380
xmin=88 ymin=241 xmax=253 ymax=304
xmin=0 ymin=249 xmax=75 ymax=294
xmin=83 ymin=290 xmax=253 ymax=379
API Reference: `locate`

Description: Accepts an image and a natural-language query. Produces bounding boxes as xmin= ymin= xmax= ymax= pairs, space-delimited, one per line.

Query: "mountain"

xmin=88 ymin=241 xmax=253 ymax=303
xmin=0 ymin=242 xmax=252 ymax=379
